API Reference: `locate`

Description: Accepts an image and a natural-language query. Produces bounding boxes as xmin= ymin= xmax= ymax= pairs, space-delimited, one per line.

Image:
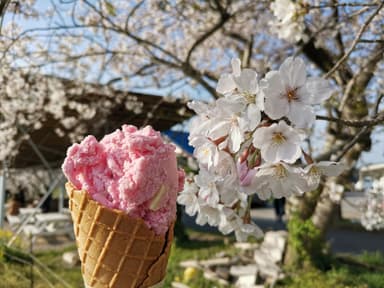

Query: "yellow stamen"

xmin=275 ymin=164 xmax=288 ymax=179
xmin=272 ymin=132 xmax=286 ymax=145
xmin=243 ymin=91 xmax=256 ymax=104
xmin=309 ymin=166 xmax=321 ymax=177
xmin=286 ymin=88 xmax=299 ymax=102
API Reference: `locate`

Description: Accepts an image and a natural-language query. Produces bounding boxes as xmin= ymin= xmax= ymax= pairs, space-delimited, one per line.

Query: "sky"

xmin=6 ymin=0 xmax=384 ymax=169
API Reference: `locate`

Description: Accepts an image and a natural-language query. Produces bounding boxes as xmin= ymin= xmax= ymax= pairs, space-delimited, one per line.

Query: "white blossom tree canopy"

xmin=0 ymin=0 xmax=383 ymax=234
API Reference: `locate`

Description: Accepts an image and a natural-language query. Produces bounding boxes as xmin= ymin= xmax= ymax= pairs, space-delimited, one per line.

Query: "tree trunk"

xmin=284 ymin=42 xmax=383 ymax=268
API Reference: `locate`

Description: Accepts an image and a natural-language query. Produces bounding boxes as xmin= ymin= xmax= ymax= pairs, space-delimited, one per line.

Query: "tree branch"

xmin=324 ymin=2 xmax=384 ymax=78
xmin=316 ymin=112 xmax=384 ymax=128
xmin=185 ymin=9 xmax=231 ymax=64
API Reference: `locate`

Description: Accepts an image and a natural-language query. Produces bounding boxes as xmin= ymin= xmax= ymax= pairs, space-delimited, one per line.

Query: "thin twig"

xmin=359 ymin=39 xmax=384 ymax=43
xmin=316 ymin=113 xmax=384 ymax=127
xmin=324 ymin=2 xmax=384 ymax=78
xmin=308 ymin=2 xmax=381 ymax=9
xmin=333 ymin=93 xmax=384 ymax=162
xmin=334 ymin=126 xmax=369 ymax=162
xmin=185 ymin=10 xmax=231 ymax=64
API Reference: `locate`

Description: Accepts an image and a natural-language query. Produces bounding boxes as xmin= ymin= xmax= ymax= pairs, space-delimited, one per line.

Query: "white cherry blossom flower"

xmin=361 ymin=177 xmax=384 ymax=231
xmin=196 ymin=204 xmax=221 ymax=227
xmin=253 ymin=163 xmax=309 ymax=200
xmin=188 ymin=100 xmax=217 ymax=118
xmin=270 ymin=0 xmax=305 ymax=43
xmin=252 ymin=120 xmax=302 ymax=164
xmin=238 ymin=161 xmax=257 ymax=186
xmin=194 ymin=168 xmax=220 ymax=208
xmin=201 ymin=97 xmax=246 ymax=153
xmin=304 ymin=161 xmax=345 ymax=190
xmin=214 ymin=150 xmax=238 ymax=180
xmin=177 ymin=180 xmax=200 ymax=216
xmin=328 ymin=182 xmax=344 ymax=203
xmin=218 ymin=207 xmax=263 ymax=241
xmin=216 ymin=58 xmax=258 ymax=101
xmin=262 ymin=57 xmax=333 ymax=128
xmin=177 ymin=56 xmax=345 ymax=241
xmin=235 ymin=222 xmax=264 ymax=242
xmin=216 ymin=58 xmax=263 ymax=130
xmin=190 ymin=136 xmax=220 ymax=171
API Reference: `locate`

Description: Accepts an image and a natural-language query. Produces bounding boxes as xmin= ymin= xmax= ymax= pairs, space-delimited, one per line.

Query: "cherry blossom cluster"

xmin=0 ymin=67 xmax=148 ymax=162
xmin=5 ymin=168 xmax=55 ymax=200
xmin=361 ymin=177 xmax=384 ymax=231
xmin=177 ymin=57 xmax=344 ymax=241
xmin=270 ymin=0 xmax=305 ymax=43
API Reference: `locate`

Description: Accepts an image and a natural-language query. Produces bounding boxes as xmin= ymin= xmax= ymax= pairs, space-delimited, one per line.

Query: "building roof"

xmin=10 ymin=90 xmax=193 ymax=169
xmin=359 ymin=163 xmax=384 ymax=178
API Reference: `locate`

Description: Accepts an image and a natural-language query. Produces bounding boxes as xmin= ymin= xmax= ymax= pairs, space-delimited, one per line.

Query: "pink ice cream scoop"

xmin=62 ymin=125 xmax=185 ymax=235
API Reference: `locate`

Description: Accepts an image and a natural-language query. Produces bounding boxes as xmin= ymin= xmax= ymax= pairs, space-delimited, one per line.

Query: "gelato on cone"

xmin=62 ymin=125 xmax=185 ymax=287
xmin=66 ymin=182 xmax=174 ymax=288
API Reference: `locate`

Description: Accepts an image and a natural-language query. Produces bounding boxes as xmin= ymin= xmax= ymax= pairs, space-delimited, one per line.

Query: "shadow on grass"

xmin=177 ymin=238 xmax=226 ymax=250
xmin=176 ymin=227 xmax=235 ymax=250
xmin=277 ymin=251 xmax=384 ymax=288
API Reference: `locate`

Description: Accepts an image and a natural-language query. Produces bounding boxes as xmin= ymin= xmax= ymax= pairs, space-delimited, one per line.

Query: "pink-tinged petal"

xmin=262 ymin=144 xmax=280 ymax=163
xmin=279 ymin=57 xmax=307 ymax=88
xmin=288 ymin=103 xmax=315 ymax=128
xmin=241 ymin=168 xmax=257 ymax=186
xmin=306 ymin=77 xmax=334 ymax=104
xmin=216 ymin=73 xmax=236 ymax=94
xmin=237 ymin=161 xmax=249 ymax=181
xmin=238 ymin=162 xmax=257 ymax=186
xmin=277 ymin=142 xmax=301 ymax=163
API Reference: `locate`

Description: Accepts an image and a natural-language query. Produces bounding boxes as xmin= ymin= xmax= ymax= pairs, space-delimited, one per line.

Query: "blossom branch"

xmin=185 ymin=9 xmax=231 ymax=64
xmin=316 ymin=112 xmax=384 ymax=128
xmin=307 ymin=2 xmax=381 ymax=9
xmin=333 ymin=93 xmax=384 ymax=162
xmin=0 ymin=0 xmax=11 ymax=30
xmin=324 ymin=2 xmax=384 ymax=78
xmin=334 ymin=126 xmax=369 ymax=162
xmin=359 ymin=39 xmax=384 ymax=43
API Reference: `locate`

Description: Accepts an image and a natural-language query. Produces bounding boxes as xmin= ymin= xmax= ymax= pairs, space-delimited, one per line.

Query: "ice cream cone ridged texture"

xmin=66 ymin=183 xmax=173 ymax=288
xmin=62 ymin=125 xmax=185 ymax=235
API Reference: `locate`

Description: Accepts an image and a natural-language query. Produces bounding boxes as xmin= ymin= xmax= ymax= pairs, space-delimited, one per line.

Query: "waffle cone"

xmin=66 ymin=182 xmax=174 ymax=288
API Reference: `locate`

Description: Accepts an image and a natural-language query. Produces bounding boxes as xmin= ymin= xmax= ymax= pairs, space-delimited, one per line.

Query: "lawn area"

xmin=276 ymin=252 xmax=384 ymax=288
xmin=0 ymin=230 xmax=384 ymax=288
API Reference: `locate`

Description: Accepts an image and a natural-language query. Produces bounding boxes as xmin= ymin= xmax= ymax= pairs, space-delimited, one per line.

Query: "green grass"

xmin=0 ymin=230 xmax=235 ymax=288
xmin=277 ymin=251 xmax=384 ymax=288
xmin=0 ymin=244 xmax=84 ymax=288
xmin=165 ymin=230 xmax=237 ymax=287
xmin=1 ymin=230 xmax=384 ymax=288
